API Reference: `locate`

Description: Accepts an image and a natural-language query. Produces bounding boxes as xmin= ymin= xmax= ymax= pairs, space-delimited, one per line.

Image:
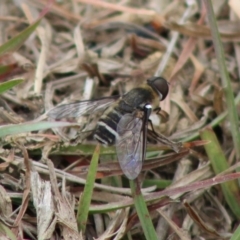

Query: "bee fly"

xmin=47 ymin=77 xmax=181 ymax=179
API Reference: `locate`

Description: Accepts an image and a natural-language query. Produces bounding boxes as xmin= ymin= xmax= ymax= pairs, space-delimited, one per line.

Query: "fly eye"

xmin=147 ymin=77 xmax=169 ymax=101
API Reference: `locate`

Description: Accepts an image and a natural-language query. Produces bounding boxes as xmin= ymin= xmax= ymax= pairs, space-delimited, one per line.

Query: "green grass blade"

xmin=200 ymin=127 xmax=240 ymax=218
xmin=52 ymin=143 xmax=116 ymax=156
xmin=203 ymin=0 xmax=240 ymax=159
xmin=231 ymin=224 xmax=240 ymax=240
xmin=143 ymin=179 xmax=172 ymax=189
xmin=0 ymin=222 xmax=16 ymax=240
xmin=0 ymin=121 xmax=76 ymax=137
xmin=77 ymin=144 xmax=100 ymax=233
xmin=130 ymin=180 xmax=158 ymax=240
xmin=0 ymin=19 xmax=41 ymax=56
xmin=182 ymin=92 xmax=240 ymax=142
xmin=0 ymin=78 xmax=24 ymax=94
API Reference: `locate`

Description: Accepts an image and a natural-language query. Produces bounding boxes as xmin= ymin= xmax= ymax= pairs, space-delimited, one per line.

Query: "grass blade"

xmin=130 ymin=179 xmax=158 ymax=240
xmin=0 ymin=121 xmax=76 ymax=138
xmin=0 ymin=78 xmax=24 ymax=94
xmin=200 ymin=127 xmax=240 ymax=218
xmin=0 ymin=222 xmax=16 ymax=240
xmin=203 ymin=0 xmax=240 ymax=159
xmin=0 ymin=20 xmax=41 ymax=56
xmin=77 ymin=144 xmax=100 ymax=233
xmin=231 ymin=224 xmax=240 ymax=240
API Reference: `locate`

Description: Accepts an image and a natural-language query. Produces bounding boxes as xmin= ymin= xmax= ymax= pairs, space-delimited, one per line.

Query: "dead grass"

xmin=0 ymin=0 xmax=240 ymax=239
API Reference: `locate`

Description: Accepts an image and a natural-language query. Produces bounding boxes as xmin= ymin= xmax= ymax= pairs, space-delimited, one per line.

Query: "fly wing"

xmin=47 ymin=96 xmax=119 ymax=119
xmin=116 ymin=113 xmax=144 ymax=179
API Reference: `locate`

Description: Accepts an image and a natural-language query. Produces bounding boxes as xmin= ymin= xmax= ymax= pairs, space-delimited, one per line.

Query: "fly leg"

xmin=147 ymin=119 xmax=182 ymax=152
xmin=153 ymin=107 xmax=161 ymax=115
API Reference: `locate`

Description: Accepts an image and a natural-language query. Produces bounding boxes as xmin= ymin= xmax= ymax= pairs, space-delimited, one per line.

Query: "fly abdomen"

xmin=94 ymin=107 xmax=123 ymax=145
